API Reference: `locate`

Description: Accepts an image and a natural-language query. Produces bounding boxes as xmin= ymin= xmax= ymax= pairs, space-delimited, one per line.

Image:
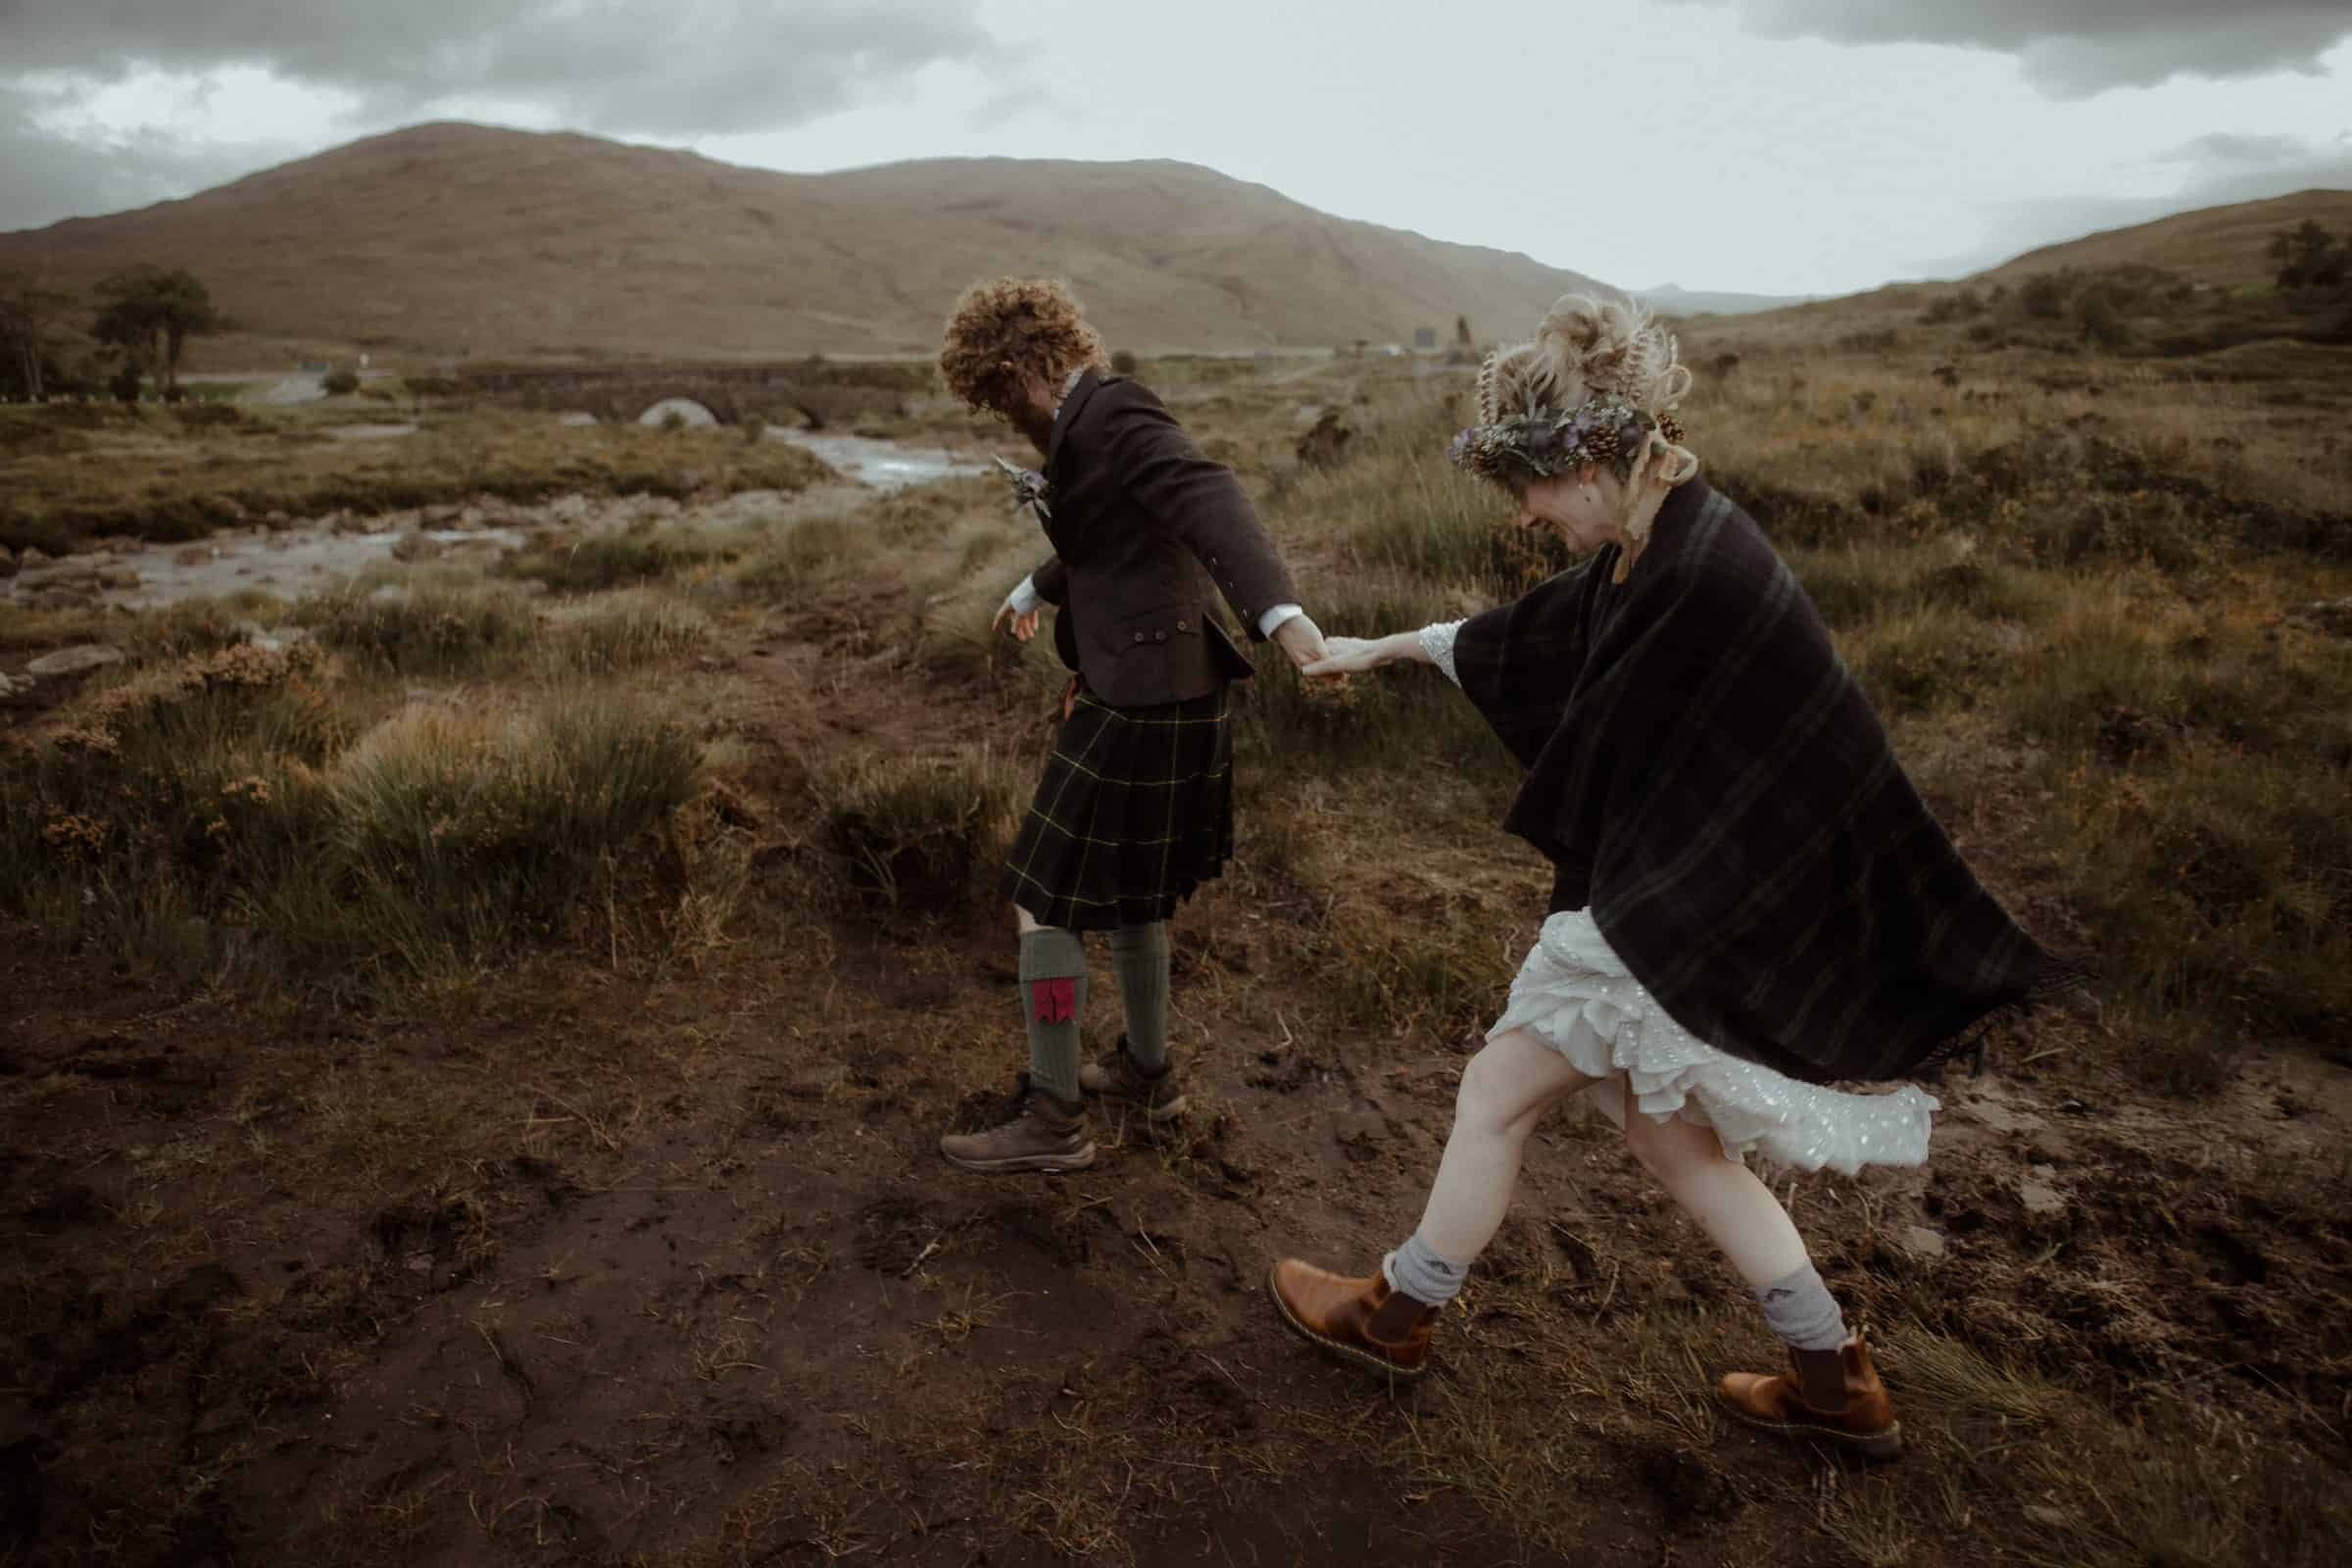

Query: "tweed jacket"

xmin=1027 ymin=371 xmax=1299 ymax=708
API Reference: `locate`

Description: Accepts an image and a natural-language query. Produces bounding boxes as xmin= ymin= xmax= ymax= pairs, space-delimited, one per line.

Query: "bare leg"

xmin=1619 ymin=1109 xmax=1809 ymax=1288
xmin=1270 ymin=1001 xmax=1593 ymax=1370
xmin=1410 ymin=1028 xmax=1598 ymax=1262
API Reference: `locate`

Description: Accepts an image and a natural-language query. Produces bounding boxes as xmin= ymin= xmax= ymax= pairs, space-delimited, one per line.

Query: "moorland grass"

xmin=3 ymin=340 xmax=2347 ymax=1568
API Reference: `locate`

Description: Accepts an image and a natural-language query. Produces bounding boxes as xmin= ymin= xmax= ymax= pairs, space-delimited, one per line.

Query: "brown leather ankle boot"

xmin=1717 ymin=1335 xmax=1902 ymax=1461
xmin=1266 ymin=1259 xmax=1438 ymax=1379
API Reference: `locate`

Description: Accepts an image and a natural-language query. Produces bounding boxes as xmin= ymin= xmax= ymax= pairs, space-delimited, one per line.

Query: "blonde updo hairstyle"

xmin=1478 ymin=294 xmax=1699 ymax=577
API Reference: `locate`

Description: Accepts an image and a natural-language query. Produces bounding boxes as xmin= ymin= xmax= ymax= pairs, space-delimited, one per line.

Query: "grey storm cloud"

xmin=1667 ymin=1 xmax=2352 ymax=95
xmin=2152 ymin=130 xmax=2352 ymax=207
xmin=1 ymin=0 xmax=1002 ymax=135
xmin=0 ymin=93 xmax=279 ymax=229
xmin=0 ymin=0 xmax=1004 ymax=228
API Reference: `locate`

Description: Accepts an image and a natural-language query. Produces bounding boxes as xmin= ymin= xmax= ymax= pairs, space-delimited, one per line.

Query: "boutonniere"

xmin=993 ymin=456 xmax=1052 ymax=520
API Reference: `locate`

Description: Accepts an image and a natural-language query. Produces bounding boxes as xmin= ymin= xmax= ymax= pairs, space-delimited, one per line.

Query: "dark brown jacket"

xmin=1029 ymin=371 xmax=1299 ymax=708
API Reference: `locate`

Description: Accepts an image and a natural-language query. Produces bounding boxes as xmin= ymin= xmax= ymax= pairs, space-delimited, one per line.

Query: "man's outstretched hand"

xmin=1271 ymin=613 xmax=1329 ymax=671
xmin=992 ymin=602 xmax=1042 ymax=642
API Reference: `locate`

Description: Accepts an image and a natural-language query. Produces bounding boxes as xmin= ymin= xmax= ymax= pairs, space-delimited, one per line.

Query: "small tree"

xmin=2076 ymin=284 xmax=2131 ymax=351
xmin=2018 ymin=272 xmax=2071 ymax=319
xmin=0 ymin=272 xmax=72 ymax=400
xmin=2269 ymin=220 xmax=2349 ymax=291
xmin=90 ymin=267 xmax=220 ymax=398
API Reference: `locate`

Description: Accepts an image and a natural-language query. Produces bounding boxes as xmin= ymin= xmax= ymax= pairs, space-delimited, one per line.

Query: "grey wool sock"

xmin=1108 ymin=922 xmax=1171 ymax=1071
xmin=1018 ymin=926 xmax=1087 ymax=1104
xmin=1754 ymin=1262 xmax=1849 ymax=1352
xmin=1382 ymin=1231 xmax=1469 ymax=1308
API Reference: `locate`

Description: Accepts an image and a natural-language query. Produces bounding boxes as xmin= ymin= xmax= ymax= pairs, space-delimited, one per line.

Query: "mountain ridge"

xmin=0 ymin=122 xmax=1618 ymax=361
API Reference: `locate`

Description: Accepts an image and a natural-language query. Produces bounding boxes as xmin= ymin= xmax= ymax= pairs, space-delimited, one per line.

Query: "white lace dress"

xmin=1420 ymin=620 xmax=1939 ymax=1175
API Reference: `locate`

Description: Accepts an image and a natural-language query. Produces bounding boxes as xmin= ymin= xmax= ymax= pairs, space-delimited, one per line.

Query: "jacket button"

xmin=1133 ymin=632 xmax=1146 ymax=643
xmin=1176 ymin=619 xmax=1188 ymax=631
xmin=1154 ymin=630 xmax=1167 ymax=642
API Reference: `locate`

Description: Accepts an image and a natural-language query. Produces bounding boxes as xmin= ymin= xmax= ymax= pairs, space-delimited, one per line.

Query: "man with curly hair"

xmin=937 ymin=276 xmax=1327 ymax=1174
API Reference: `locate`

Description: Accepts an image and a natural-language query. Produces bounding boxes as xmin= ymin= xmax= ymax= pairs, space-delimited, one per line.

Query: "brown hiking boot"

xmin=1266 ymin=1259 xmax=1438 ymax=1380
xmin=1077 ymin=1035 xmax=1188 ymax=1122
xmin=939 ymin=1075 xmax=1096 ymax=1174
xmin=1717 ymin=1335 xmax=1902 ymax=1461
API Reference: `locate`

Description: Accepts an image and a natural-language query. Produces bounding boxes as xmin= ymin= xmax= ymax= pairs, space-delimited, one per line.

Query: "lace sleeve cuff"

xmin=1419 ymin=620 xmax=1467 ymax=687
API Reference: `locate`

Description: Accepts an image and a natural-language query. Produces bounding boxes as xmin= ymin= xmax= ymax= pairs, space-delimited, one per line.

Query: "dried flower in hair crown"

xmin=1447 ymin=392 xmax=1687 ymax=490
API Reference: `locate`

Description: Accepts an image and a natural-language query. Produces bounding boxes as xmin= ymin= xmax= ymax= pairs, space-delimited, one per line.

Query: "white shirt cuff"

xmin=1257 ymin=603 xmax=1304 ymax=638
xmin=1006 ymin=575 xmax=1043 ymax=615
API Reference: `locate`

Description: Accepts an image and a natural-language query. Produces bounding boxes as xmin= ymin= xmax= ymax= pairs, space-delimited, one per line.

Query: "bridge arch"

xmin=635 ymin=396 xmax=722 ymax=427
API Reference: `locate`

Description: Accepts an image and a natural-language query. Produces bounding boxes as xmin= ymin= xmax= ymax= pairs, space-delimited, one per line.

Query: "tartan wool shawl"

xmin=1451 ymin=479 xmax=2078 ymax=1084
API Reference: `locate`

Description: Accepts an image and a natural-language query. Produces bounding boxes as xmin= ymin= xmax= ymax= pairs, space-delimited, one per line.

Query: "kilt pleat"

xmin=1000 ymin=684 xmax=1234 ymax=930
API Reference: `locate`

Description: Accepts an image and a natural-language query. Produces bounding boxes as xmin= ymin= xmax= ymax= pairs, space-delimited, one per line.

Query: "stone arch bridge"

xmin=453 ymin=361 xmax=925 ymax=428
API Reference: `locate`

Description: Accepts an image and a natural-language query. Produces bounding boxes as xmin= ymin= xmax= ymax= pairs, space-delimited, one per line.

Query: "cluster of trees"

xmin=0 ymin=266 xmax=219 ymax=401
xmin=1918 ymin=266 xmax=2193 ymax=350
xmin=2268 ymin=220 xmax=2349 ymax=292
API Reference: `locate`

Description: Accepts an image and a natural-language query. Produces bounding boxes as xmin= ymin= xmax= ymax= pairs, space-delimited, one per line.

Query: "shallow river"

xmin=3 ymin=423 xmax=990 ymax=613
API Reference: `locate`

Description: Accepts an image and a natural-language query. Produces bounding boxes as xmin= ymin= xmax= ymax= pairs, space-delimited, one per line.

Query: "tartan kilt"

xmin=1000 ymin=683 xmax=1234 ymax=931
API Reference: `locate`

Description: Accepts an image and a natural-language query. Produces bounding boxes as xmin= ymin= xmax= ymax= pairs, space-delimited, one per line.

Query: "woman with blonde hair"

xmin=1266 ymin=295 xmax=2082 ymax=1458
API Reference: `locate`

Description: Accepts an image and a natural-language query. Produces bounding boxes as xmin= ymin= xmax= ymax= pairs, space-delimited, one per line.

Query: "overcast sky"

xmin=3 ymin=0 xmax=2348 ymax=296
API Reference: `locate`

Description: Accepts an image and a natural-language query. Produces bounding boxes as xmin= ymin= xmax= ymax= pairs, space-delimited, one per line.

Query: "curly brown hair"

xmin=939 ymin=277 xmax=1107 ymax=416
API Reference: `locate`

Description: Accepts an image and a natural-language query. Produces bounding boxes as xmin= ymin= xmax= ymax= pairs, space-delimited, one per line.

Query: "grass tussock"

xmin=546 ymin=589 xmax=711 ymax=672
xmin=497 ymin=525 xmax=736 ymax=593
xmin=814 ymin=749 xmax=1024 ymax=911
xmin=323 ymin=698 xmax=705 ymax=963
xmin=291 ymin=583 xmax=542 ymax=677
xmin=2 ymin=640 xmax=716 ymax=996
xmin=1318 ymin=891 xmax=1522 ymax=1039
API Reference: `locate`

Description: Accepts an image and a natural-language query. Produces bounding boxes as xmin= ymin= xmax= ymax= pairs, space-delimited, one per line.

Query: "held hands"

xmin=1270 ymin=612 xmax=1330 ymax=672
xmin=1300 ymin=634 xmax=1394 ymax=680
xmin=992 ymin=601 xmax=1041 ymax=642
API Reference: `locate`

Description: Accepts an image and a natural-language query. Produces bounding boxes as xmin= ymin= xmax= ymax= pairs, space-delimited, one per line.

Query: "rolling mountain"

xmin=0 ymin=122 xmax=1616 ymax=362
xmin=1637 ymin=283 xmax=1822 ymax=318
xmin=1972 ymin=189 xmax=2352 ymax=289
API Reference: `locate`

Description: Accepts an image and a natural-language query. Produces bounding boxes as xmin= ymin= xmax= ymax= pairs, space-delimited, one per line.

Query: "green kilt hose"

xmin=1001 ymin=683 xmax=1234 ymax=932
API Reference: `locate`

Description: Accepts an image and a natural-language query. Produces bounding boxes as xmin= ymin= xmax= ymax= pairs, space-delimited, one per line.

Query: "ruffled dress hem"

xmin=1495 ymin=910 xmax=1939 ymax=1175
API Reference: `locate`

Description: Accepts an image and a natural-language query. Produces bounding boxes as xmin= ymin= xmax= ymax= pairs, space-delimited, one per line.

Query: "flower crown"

xmin=1446 ymin=392 xmax=1687 ymax=490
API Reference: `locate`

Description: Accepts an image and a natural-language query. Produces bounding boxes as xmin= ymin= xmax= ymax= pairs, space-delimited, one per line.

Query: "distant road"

xmin=254 ymin=372 xmax=328 ymax=405
xmin=175 ymin=370 xmax=330 ymax=405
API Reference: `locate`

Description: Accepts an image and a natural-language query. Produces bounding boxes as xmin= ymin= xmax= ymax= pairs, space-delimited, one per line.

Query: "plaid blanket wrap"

xmin=1452 ymin=480 xmax=2084 ymax=1084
